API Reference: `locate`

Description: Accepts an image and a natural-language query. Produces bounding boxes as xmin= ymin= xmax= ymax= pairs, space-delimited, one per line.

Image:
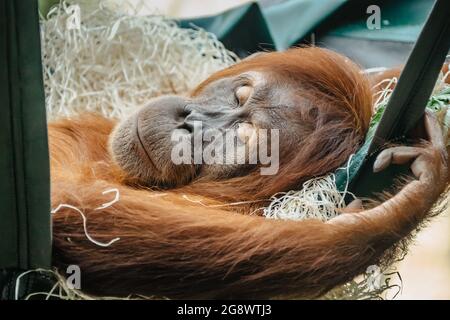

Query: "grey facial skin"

xmin=110 ymin=71 xmax=308 ymax=188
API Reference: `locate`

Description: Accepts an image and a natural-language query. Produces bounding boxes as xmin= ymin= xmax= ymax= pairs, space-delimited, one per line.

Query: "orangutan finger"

xmin=373 ymin=146 xmax=422 ymax=172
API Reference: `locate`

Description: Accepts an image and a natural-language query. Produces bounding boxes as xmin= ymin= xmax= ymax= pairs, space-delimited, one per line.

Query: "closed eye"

xmin=235 ymin=85 xmax=253 ymax=106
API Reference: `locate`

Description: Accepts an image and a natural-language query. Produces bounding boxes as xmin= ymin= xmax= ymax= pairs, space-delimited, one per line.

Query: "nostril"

xmin=177 ymin=121 xmax=194 ymax=134
xmin=176 ymin=105 xmax=192 ymax=122
xmin=181 ymin=106 xmax=191 ymax=117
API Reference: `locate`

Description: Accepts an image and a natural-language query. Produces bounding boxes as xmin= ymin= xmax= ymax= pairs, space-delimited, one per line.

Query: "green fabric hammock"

xmin=0 ymin=0 xmax=51 ymax=299
xmin=0 ymin=0 xmax=50 ymax=272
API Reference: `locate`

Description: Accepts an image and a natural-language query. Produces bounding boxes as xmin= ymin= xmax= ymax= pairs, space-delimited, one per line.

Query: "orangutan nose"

xmin=183 ymin=104 xmax=244 ymax=131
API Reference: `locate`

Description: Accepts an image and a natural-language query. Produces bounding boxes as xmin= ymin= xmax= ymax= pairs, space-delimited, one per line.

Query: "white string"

xmin=51 ymin=188 xmax=121 ymax=247
xmin=263 ymin=154 xmax=356 ymax=222
xmin=373 ymin=77 xmax=398 ymax=108
xmin=182 ymin=194 xmax=266 ymax=208
xmin=443 ymin=69 xmax=450 ymax=84
xmin=15 ymin=269 xmax=37 ymax=300
xmin=15 ymin=268 xmax=155 ymax=300
xmin=95 ymin=188 xmax=120 ymax=210
xmin=52 ymin=204 xmax=120 ymax=247
xmin=14 ymin=268 xmax=91 ymax=300
xmin=65 ymin=4 xmax=80 ymax=30
xmin=337 ymin=153 xmax=355 ymax=207
xmin=363 ymin=67 xmax=388 ymax=75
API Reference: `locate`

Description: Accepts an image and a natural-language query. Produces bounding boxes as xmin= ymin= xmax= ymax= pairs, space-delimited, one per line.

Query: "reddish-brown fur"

xmin=187 ymin=48 xmax=372 ymax=204
xmin=50 ymin=48 xmax=448 ymax=299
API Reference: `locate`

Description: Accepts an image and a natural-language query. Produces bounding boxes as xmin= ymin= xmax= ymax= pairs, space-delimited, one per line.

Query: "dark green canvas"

xmin=0 ymin=0 xmax=51 ymax=298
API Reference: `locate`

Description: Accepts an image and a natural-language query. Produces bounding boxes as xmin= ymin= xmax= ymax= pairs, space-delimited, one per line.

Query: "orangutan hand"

xmin=373 ymin=112 xmax=448 ymax=197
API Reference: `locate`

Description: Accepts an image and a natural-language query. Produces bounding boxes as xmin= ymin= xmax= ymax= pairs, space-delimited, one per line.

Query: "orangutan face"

xmin=110 ymin=50 xmax=370 ymax=188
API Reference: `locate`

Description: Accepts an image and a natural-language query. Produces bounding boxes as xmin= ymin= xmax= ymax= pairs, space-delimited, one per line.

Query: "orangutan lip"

xmin=135 ymin=115 xmax=161 ymax=173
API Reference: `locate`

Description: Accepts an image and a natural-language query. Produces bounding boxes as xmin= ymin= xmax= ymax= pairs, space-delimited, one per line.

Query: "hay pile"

xmin=41 ymin=0 xmax=237 ymax=120
xmin=36 ymin=0 xmax=449 ymax=300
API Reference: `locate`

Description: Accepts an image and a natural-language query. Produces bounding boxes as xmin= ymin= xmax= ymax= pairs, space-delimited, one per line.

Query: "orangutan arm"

xmin=51 ymin=114 xmax=447 ymax=299
xmin=331 ymin=113 xmax=447 ymax=228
